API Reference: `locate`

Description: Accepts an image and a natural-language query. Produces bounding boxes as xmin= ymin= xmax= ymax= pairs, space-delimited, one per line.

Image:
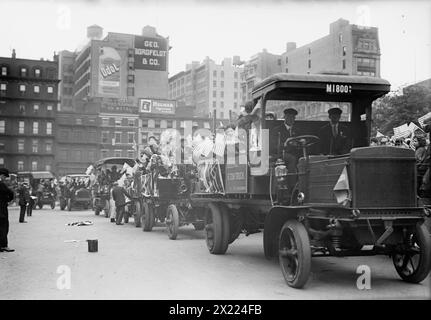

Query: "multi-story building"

xmin=58 ymin=50 xmax=76 ymax=112
xmin=240 ymin=50 xmax=282 ymax=105
xmin=55 ymin=102 xmax=99 ymax=176
xmin=0 ymin=50 xmax=59 ymax=173
xmin=281 ymin=18 xmax=381 ymax=78
xmin=169 ymin=57 xmax=243 ymax=120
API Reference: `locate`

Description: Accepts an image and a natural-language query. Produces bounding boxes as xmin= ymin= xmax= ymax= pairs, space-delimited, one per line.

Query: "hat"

xmin=328 ymin=107 xmax=342 ymax=116
xmin=283 ymin=108 xmax=298 ymax=116
xmin=0 ymin=168 xmax=9 ymax=177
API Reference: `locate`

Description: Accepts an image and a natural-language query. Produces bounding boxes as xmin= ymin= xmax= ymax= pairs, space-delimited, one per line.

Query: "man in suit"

xmin=318 ymin=107 xmax=351 ymax=155
xmin=17 ymin=182 xmax=30 ymax=223
xmin=0 ymin=168 xmax=15 ymax=252
xmin=274 ymin=108 xmax=301 ymax=193
xmin=111 ymin=181 xmax=132 ymax=225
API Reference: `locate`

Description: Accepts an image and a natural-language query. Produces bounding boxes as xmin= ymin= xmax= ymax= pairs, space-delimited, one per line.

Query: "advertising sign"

xmin=134 ymin=36 xmax=168 ymax=71
xmin=138 ymin=99 xmax=175 ymax=115
xmin=99 ymin=47 xmax=122 ymax=96
xmin=225 ymin=165 xmax=248 ymax=194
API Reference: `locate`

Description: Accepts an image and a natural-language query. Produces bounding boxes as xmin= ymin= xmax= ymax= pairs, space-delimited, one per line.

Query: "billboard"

xmin=98 ymin=46 xmax=122 ymax=96
xmin=134 ymin=36 xmax=168 ymax=71
xmin=138 ymin=98 xmax=175 ymax=115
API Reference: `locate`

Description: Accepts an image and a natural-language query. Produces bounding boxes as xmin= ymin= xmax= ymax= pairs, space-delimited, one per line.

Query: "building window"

xmin=213 ymin=80 xmax=217 ymax=87
xmin=127 ymin=87 xmax=134 ymax=96
xmin=128 ymin=62 xmax=134 ymax=70
xmin=102 ymin=118 xmax=109 ymax=126
xmin=343 ymin=46 xmax=347 ymax=56
xmin=285 ymin=56 xmax=288 ymax=64
xmin=155 ymin=119 xmax=161 ymax=128
xmin=285 ymin=68 xmax=289 ymax=73
xmin=220 ymin=111 xmax=224 ymax=118
xmin=18 ymin=139 xmax=24 ymax=152
xmin=234 ymin=92 xmax=238 ymax=99
xmin=19 ymin=121 xmax=24 ymax=134
xmin=45 ymin=164 xmax=51 ymax=171
xmin=33 ymin=104 xmax=39 ymax=113
xmin=128 ymin=75 xmax=135 ymax=83
xmin=0 ymin=120 xmax=5 ymax=134
xmin=47 ymin=86 xmax=53 ymax=94
xmin=32 ymin=140 xmax=38 ymax=153
xmin=114 ymin=150 xmax=122 ymax=157
xmin=277 ymin=59 xmax=281 ymax=66
xmin=47 ymin=104 xmax=53 ymax=111
xmin=221 ymin=101 xmax=224 ymax=108
xmin=342 ymin=59 xmax=346 ymax=70
xmin=115 ymin=118 xmax=122 ymax=126
xmin=1 ymin=66 xmax=7 ymax=76
xmin=213 ymin=70 xmax=217 ymax=77
xmin=167 ymin=120 xmax=173 ymax=128
xmin=88 ymin=150 xmax=95 ymax=162
xmin=19 ymin=84 xmax=26 ymax=92
xmin=34 ymin=85 xmax=40 ymax=93
xmin=128 ymin=118 xmax=135 ymax=127
xmin=33 ymin=121 xmax=38 ymax=134
xmin=21 ymin=68 xmax=27 ymax=77
xmin=31 ymin=161 xmax=37 ymax=171
xmin=212 ymin=101 xmax=216 ymax=108
xmin=114 ymin=132 xmax=122 ymax=144
xmin=0 ymin=83 xmax=6 ymax=92
xmin=220 ymin=91 xmax=224 ymax=98
xmin=213 ymin=91 xmax=216 ymax=98
xmin=308 ymin=60 xmax=311 ymax=69
xmin=18 ymin=161 xmax=24 ymax=171
xmin=220 ymin=81 xmax=224 ymax=88
xmin=45 ymin=141 xmax=52 ymax=153
xmin=142 ymin=119 xmax=148 ymax=128
xmin=128 ymin=132 xmax=135 ymax=144
xmin=234 ymin=82 xmax=238 ymax=89
xmin=127 ymin=150 xmax=135 ymax=158
xmin=46 ymin=122 xmax=52 ymax=135
xmin=0 ymin=143 xmax=4 ymax=152
xmin=35 ymin=69 xmax=41 ymax=77
xmin=308 ymin=48 xmax=311 ymax=55
xmin=101 ymin=131 xmax=109 ymax=144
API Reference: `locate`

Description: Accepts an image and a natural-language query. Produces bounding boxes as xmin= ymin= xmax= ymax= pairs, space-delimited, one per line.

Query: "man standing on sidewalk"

xmin=17 ymin=182 xmax=30 ymax=223
xmin=111 ymin=181 xmax=131 ymax=225
xmin=0 ymin=168 xmax=15 ymax=252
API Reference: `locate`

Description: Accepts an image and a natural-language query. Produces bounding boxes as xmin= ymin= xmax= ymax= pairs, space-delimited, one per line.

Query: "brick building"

xmin=0 ymin=50 xmax=59 ymax=173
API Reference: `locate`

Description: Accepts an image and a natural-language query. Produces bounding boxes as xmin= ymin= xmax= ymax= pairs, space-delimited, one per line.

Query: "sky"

xmin=0 ymin=0 xmax=430 ymax=90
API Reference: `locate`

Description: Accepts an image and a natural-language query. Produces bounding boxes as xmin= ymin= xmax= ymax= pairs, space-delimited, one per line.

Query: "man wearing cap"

xmin=17 ymin=182 xmax=30 ymax=223
xmin=0 ymin=168 xmax=15 ymax=252
xmin=111 ymin=181 xmax=132 ymax=225
xmin=275 ymin=108 xmax=301 ymax=193
xmin=318 ymin=107 xmax=351 ymax=155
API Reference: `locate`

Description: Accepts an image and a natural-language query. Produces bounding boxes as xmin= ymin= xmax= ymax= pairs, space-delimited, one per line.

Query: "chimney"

xmin=12 ymin=49 xmax=16 ymax=59
xmin=285 ymin=42 xmax=297 ymax=52
xmin=87 ymin=25 xmax=103 ymax=40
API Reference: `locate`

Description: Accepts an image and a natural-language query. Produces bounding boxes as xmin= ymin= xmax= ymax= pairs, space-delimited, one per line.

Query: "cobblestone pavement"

xmin=1 ymin=206 xmax=430 ymax=299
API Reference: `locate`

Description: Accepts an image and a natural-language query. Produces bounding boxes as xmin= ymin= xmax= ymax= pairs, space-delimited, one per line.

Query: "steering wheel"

xmin=284 ymin=135 xmax=320 ymax=149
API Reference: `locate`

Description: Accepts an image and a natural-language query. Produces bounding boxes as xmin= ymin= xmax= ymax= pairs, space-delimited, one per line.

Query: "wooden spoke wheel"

xmin=166 ymin=204 xmax=180 ymax=240
xmin=278 ymin=219 xmax=311 ymax=288
xmin=392 ymin=222 xmax=431 ymax=284
xmin=134 ymin=200 xmax=142 ymax=227
xmin=205 ymin=203 xmax=230 ymax=255
xmin=142 ymin=201 xmax=155 ymax=232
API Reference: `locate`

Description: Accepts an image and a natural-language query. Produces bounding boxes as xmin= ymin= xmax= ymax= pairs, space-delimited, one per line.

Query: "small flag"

xmin=213 ymin=133 xmax=226 ymax=157
xmin=333 ymin=166 xmax=351 ymax=205
xmin=376 ymin=131 xmax=384 ymax=138
xmin=418 ymin=112 xmax=431 ymax=127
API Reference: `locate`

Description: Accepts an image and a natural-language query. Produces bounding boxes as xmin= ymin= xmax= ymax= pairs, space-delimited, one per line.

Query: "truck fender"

xmin=263 ymin=206 xmax=309 ymax=259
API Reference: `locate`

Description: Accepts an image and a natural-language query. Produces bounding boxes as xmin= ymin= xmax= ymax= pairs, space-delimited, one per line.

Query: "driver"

xmin=275 ymin=108 xmax=301 ymax=194
xmin=317 ymin=107 xmax=351 ymax=155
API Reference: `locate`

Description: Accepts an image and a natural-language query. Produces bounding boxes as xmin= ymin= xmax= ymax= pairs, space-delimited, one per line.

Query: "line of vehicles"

xmin=6 ymin=73 xmax=431 ymax=289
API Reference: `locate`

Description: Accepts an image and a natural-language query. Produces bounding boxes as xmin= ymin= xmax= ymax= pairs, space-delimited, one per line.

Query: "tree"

xmin=372 ymin=84 xmax=431 ymax=136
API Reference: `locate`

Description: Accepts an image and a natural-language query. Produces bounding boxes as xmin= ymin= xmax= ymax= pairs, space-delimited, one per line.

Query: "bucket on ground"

xmin=87 ymin=239 xmax=98 ymax=252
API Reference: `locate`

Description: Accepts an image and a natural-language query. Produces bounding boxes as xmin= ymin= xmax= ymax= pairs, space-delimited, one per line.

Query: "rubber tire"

xmin=392 ymin=222 xmax=431 ymax=284
xmin=278 ymin=219 xmax=311 ymax=289
xmin=60 ymin=199 xmax=66 ymax=211
xmin=134 ymin=201 xmax=142 ymax=228
xmin=205 ymin=203 xmax=230 ymax=255
xmin=166 ymin=204 xmax=180 ymax=240
xmin=142 ymin=202 xmax=154 ymax=232
xmin=67 ymin=199 xmax=72 ymax=211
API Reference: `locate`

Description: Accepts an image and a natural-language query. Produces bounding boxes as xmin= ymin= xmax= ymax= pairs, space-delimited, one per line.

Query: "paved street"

xmin=0 ymin=205 xmax=430 ymax=300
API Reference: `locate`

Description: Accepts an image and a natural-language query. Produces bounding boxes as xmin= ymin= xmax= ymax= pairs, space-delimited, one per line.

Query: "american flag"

xmin=213 ymin=133 xmax=226 ymax=157
xmin=418 ymin=112 xmax=431 ymax=127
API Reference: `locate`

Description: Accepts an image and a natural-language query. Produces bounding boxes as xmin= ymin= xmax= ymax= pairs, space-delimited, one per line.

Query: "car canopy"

xmin=94 ymin=157 xmax=136 ymax=169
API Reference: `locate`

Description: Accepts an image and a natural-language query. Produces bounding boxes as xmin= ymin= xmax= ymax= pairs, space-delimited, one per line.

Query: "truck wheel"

xmin=392 ymin=222 xmax=431 ymax=284
xmin=166 ymin=204 xmax=180 ymax=240
xmin=142 ymin=202 xmax=154 ymax=231
xmin=279 ymin=219 xmax=311 ymax=289
xmin=205 ymin=203 xmax=230 ymax=255
xmin=134 ymin=201 xmax=142 ymax=228
xmin=60 ymin=199 xmax=66 ymax=211
xmin=38 ymin=202 xmax=43 ymax=209
xmin=67 ymin=199 xmax=72 ymax=211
